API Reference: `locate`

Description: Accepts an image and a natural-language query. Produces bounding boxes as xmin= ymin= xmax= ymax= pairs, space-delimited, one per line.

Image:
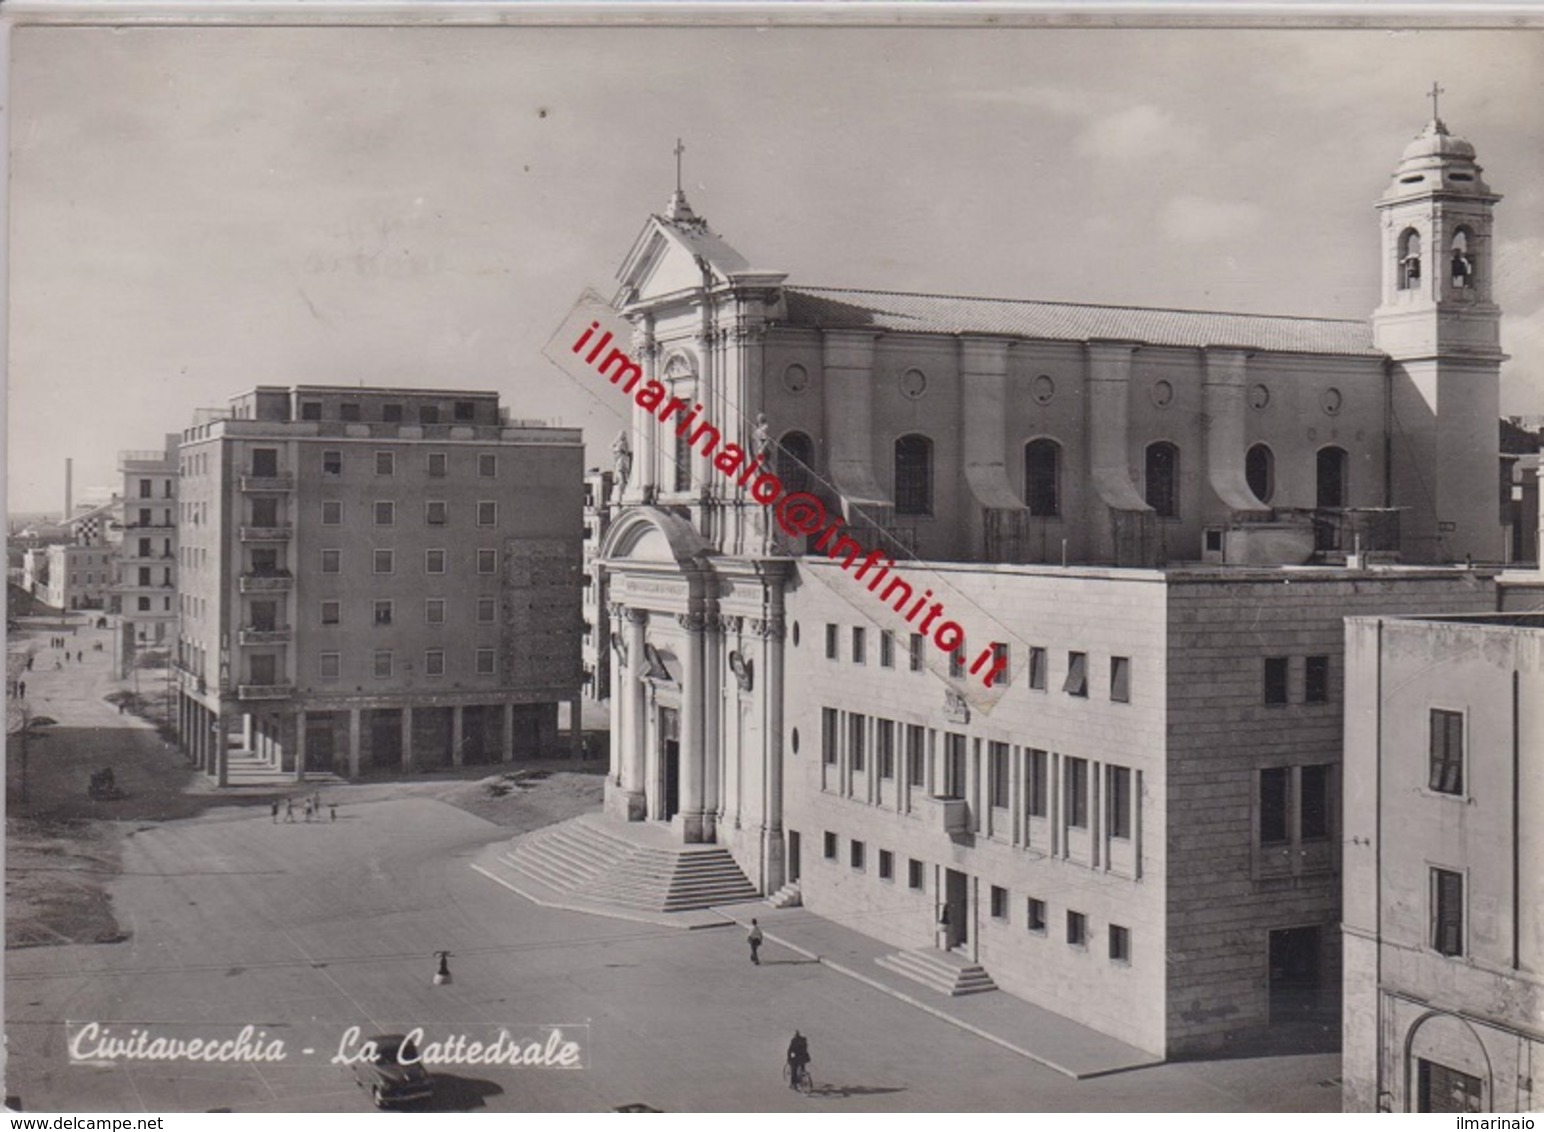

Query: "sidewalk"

xmin=713 ymin=904 xmax=1165 ymax=1080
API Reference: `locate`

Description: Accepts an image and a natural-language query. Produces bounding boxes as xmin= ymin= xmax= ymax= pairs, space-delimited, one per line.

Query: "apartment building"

xmin=115 ymin=437 xmax=180 ymax=674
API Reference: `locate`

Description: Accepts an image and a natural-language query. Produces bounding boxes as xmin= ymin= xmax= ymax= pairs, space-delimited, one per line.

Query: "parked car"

xmin=351 ymin=1034 xmax=434 ymax=1109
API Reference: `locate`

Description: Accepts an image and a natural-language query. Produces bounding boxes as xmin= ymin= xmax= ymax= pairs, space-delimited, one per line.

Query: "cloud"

xmin=1075 ymin=103 xmax=1201 ymax=164
xmin=1158 ymin=195 xmax=1265 ymax=244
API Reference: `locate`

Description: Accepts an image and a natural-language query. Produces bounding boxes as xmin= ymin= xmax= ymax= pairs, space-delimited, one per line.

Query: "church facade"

xmin=596 ymin=115 xmax=1510 ymax=1056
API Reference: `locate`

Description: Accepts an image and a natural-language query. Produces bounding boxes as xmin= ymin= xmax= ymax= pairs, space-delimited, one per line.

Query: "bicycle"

xmin=783 ymin=1059 xmax=813 ymax=1095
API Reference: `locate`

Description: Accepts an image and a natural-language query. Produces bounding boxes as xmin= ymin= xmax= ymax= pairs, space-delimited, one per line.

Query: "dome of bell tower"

xmin=1383 ymin=118 xmax=1494 ymax=202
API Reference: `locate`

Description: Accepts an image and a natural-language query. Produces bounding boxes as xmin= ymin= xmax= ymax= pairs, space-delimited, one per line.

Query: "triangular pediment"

xmin=614 ymin=203 xmax=769 ymax=308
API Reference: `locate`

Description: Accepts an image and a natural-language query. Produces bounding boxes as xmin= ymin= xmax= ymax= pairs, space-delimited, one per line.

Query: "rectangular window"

xmin=1418 ymin=1059 xmax=1484 ymax=1114
xmin=375 ymin=451 xmax=395 ymax=476
xmin=321 ymin=549 xmax=341 ymax=574
xmin=1305 ymin=655 xmax=1330 ymax=704
xmin=320 ymin=652 xmax=341 ymax=681
xmin=373 ymin=650 xmax=392 ymax=679
xmin=1027 ymin=749 xmax=1049 ymax=818
xmin=850 ymin=840 xmax=865 ymax=870
xmin=673 ymin=430 xmax=692 ymax=492
xmin=851 ymin=626 xmax=866 ymax=664
xmin=1063 ymin=651 xmax=1088 ymax=697
xmin=338 ymin=402 xmax=361 ymax=422
xmin=373 ymin=600 xmax=393 ymax=627
xmin=139 ymin=478 xmax=152 ymax=498
xmin=322 ymin=500 xmax=342 ymax=525
xmin=419 ymin=404 xmax=440 ymax=425
xmin=1067 ymin=911 xmax=1087 ymax=947
xmin=1065 ymin=757 xmax=1089 ymax=828
xmin=320 ymin=600 xmax=341 ymax=626
xmin=1110 ymin=656 xmax=1131 ymax=703
xmin=1431 ymin=867 xmax=1464 ymax=957
xmin=943 ymin=733 xmax=967 ymax=798
xmin=907 ymin=858 xmax=924 ymax=890
xmin=909 ymin=633 xmax=924 ymax=672
xmin=1108 ymin=765 xmax=1133 ymax=839
xmin=251 ymin=448 xmax=278 ymax=476
xmin=906 ymin=724 xmax=926 ymax=787
xmin=988 ymin=742 xmax=1010 ymax=808
xmin=477 ymin=549 xmax=497 ymax=574
xmin=1109 ymin=924 xmax=1131 ymax=963
xmin=821 ymin=708 xmax=839 ymax=767
xmin=477 ymin=597 xmax=496 ymax=623
xmin=1429 ymin=709 xmax=1464 ymax=795
xmin=877 ymin=720 xmax=895 ymax=780
xmin=990 ymin=885 xmax=1008 ymax=920
xmin=1260 ymin=767 xmax=1289 ymax=844
xmin=374 ymin=501 xmax=395 ymax=526
xmin=825 ymin=623 xmax=838 ymax=660
xmin=455 ymin=400 xmax=477 ymax=422
xmin=849 ymin=714 xmax=866 ymax=773
xmin=477 ymin=501 xmax=497 ymax=526
xmin=1264 ymin=656 xmax=1289 ymax=705
xmin=948 ymin=651 xmax=965 ymax=679
xmin=426 ymin=500 xmax=448 ymax=526
xmin=426 ymin=599 xmax=445 ymax=625
xmin=373 ymin=549 xmax=394 ymax=575
xmin=427 ymin=452 xmax=447 ymax=478
xmin=1027 ymin=898 xmax=1047 ymax=934
xmin=1300 ymin=764 xmax=1331 ymax=841
xmin=475 ymin=648 xmax=496 ymax=675
xmin=878 ymin=849 xmax=894 ymax=881
xmin=382 ymin=403 xmax=403 ymax=423
xmin=823 ymin=832 xmax=837 ymax=860
xmin=425 ymin=549 xmax=446 ymax=574
xmin=137 ymin=596 xmax=151 ymax=612
xmin=1029 ymin=646 xmax=1047 ymax=691
xmin=323 ymin=450 xmax=342 ymax=476
xmin=425 ymin=649 xmax=445 ymax=677
xmin=478 ymin=453 xmax=497 ymax=477
xmin=300 ymin=400 xmax=322 ymax=421
xmin=880 ymin=630 xmax=894 ymax=668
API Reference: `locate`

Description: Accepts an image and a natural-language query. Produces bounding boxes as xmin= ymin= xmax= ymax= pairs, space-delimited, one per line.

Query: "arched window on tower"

xmin=1245 ymin=443 xmax=1275 ymax=504
xmin=894 ymin=434 xmax=933 ymax=516
xmin=1145 ymin=442 xmax=1179 ymax=518
xmin=1451 ymin=227 xmax=1475 ymax=290
xmin=1398 ymin=228 xmax=1423 ymax=291
xmin=775 ymin=431 xmax=815 ymax=495
xmin=1024 ymin=439 xmax=1061 ymax=517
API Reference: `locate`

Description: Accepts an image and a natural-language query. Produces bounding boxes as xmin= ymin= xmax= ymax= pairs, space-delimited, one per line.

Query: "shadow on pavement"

xmin=807 ymin=1083 xmax=907 ymax=1100
xmin=418 ymin=1073 xmax=505 ymax=1112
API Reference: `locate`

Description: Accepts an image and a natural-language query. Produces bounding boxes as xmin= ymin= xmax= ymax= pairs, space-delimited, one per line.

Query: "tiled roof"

xmin=782 ymin=286 xmax=1383 ymax=357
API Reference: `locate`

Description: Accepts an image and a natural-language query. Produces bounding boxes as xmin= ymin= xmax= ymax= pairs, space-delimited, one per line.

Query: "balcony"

xmin=124 ymin=521 xmax=176 ymax=533
xmin=238 ymin=683 xmax=294 ymax=701
xmin=922 ymin=795 xmax=971 ymax=837
xmin=239 ymin=473 xmax=295 ymax=492
xmin=239 ymin=572 xmax=294 ymax=593
xmin=239 ymin=524 xmax=293 ymax=542
xmin=238 ymin=625 xmax=293 ymax=645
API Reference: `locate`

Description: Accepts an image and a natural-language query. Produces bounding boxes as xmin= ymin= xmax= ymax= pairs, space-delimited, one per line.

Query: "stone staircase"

xmin=875 ymin=948 xmax=998 ymax=996
xmin=766 ymin=882 xmax=803 ymax=909
xmin=497 ymin=813 xmax=760 ymax=913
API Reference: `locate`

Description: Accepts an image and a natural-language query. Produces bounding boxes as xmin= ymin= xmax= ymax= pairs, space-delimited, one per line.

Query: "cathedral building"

xmin=585 ymin=114 xmax=1514 ymax=1057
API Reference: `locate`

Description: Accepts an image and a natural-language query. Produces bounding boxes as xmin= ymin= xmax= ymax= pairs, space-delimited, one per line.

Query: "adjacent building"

xmin=172 ymin=385 xmax=584 ymax=783
xmin=1342 ymin=612 xmax=1544 ymax=1113
xmin=587 ymin=112 xmax=1520 ymax=1056
xmin=114 ymin=437 xmax=181 ymax=674
xmin=581 ymin=469 xmax=615 ymax=702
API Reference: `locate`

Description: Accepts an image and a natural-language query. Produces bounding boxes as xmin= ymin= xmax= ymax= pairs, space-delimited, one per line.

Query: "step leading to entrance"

xmin=875 ymin=948 xmax=999 ymax=997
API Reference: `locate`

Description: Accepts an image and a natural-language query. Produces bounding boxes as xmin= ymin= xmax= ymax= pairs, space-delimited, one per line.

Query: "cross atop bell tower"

xmin=1427 ymin=80 xmax=1445 ymax=123
xmin=664 ymin=137 xmax=700 ymax=225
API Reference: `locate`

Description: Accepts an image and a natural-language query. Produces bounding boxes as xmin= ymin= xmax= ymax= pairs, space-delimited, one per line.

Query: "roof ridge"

xmin=786 ymin=285 xmax=1370 ymax=328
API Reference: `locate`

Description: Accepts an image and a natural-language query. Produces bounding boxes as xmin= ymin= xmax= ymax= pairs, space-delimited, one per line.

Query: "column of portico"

xmin=607 ymin=607 xmax=649 ymax=820
xmin=451 ymin=705 xmax=464 ymax=768
xmin=501 ymin=703 xmax=514 ymax=763
xmin=294 ymin=710 xmax=307 ymax=781
xmin=702 ymin=614 xmax=722 ymax=842
xmin=400 ymin=706 xmax=414 ymax=773
xmin=213 ymin=708 xmax=229 ymax=788
xmin=759 ymin=609 xmax=786 ymax=891
xmin=607 ymin=606 xmax=624 ymax=784
xmin=348 ymin=708 xmax=362 ymax=777
xmin=675 ymin=611 xmax=708 ymax=843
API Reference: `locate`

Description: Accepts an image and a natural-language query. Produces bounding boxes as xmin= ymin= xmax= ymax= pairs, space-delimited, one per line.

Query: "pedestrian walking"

xmin=748 ymin=918 xmax=763 ymax=965
xmin=18 ymin=680 xmax=25 ymax=699
xmin=284 ymin=798 xmax=295 ymax=823
xmin=433 ymin=951 xmax=453 ymax=986
xmin=118 ymin=701 xmax=125 ymax=715
xmin=303 ymin=799 xmax=313 ymax=822
xmin=26 ymin=656 xmax=34 ymax=671
xmin=270 ymin=800 xmax=279 ymax=824
xmin=329 ymin=803 xmax=337 ymax=822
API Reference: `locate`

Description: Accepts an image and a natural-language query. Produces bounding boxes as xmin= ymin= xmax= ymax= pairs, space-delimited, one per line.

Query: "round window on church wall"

xmin=1249 ymin=384 xmax=1270 ymax=410
xmin=1151 ymin=380 xmax=1174 ymax=408
xmin=1322 ymin=387 xmax=1343 ymax=416
xmin=782 ymin=363 xmax=809 ymax=395
xmin=900 ymin=368 xmax=928 ymax=400
xmin=1032 ymin=374 xmax=1055 ymax=405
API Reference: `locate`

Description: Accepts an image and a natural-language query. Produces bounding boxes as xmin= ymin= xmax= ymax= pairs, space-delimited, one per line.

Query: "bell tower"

xmin=1373 ymin=96 xmax=1506 ymax=564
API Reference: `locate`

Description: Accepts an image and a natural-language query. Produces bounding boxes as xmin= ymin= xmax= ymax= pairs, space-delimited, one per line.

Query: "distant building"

xmin=581 ymin=469 xmax=615 ymax=702
xmin=1342 ymin=612 xmax=1544 ymax=1112
xmin=35 ymin=542 xmax=116 ymax=611
xmin=172 ymin=385 xmax=584 ymax=783
xmin=114 ymin=437 xmax=181 ymax=674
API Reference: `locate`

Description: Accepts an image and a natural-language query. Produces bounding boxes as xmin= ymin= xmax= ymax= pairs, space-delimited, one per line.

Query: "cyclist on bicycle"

xmin=786 ymin=1030 xmax=810 ymax=1091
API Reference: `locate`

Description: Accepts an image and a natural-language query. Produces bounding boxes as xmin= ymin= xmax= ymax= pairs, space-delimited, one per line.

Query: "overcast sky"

xmin=7 ymin=22 xmax=1543 ymax=513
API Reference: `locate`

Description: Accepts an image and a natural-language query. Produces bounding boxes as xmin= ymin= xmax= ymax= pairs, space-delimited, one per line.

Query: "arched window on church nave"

xmin=662 ymin=353 xmax=696 ymax=493
xmin=1024 ymin=438 xmax=1061 ymax=517
xmin=1398 ymin=228 xmax=1423 ymax=291
xmin=894 ymin=434 xmax=933 ymax=516
xmin=775 ymin=431 xmax=815 ymax=495
xmin=1245 ymin=443 xmax=1275 ymax=504
xmin=673 ymin=430 xmax=693 ymax=493
xmin=1316 ymin=446 xmax=1348 ymax=510
xmin=1144 ymin=441 xmax=1179 ymax=519
xmin=1450 ymin=227 xmax=1475 ymax=290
